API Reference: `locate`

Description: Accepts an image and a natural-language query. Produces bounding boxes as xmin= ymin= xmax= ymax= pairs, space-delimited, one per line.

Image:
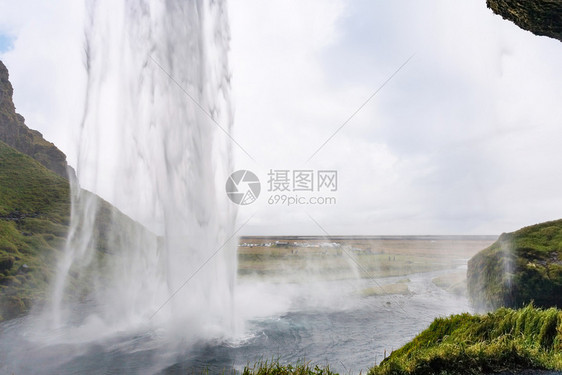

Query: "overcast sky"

xmin=1 ymin=0 xmax=561 ymax=236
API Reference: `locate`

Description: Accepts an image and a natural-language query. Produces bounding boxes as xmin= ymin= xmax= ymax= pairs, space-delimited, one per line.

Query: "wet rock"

xmin=487 ymin=0 xmax=562 ymax=42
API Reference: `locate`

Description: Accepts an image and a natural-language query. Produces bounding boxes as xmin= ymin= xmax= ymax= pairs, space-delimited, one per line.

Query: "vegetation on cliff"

xmin=467 ymin=219 xmax=562 ymax=312
xmin=0 ymin=139 xmax=158 ymax=321
xmin=0 ymin=140 xmax=70 ymax=320
xmin=368 ymin=305 xmax=562 ymax=375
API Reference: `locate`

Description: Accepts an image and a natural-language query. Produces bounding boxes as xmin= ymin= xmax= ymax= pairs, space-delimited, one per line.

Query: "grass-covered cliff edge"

xmin=368 ymin=305 xmax=562 ymax=375
xmin=467 ymin=219 xmax=562 ymax=312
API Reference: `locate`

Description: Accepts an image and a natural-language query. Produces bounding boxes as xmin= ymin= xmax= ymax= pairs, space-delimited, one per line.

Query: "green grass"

xmin=0 ymin=140 xmax=70 ymax=320
xmin=0 ymin=140 xmax=70 ymax=218
xmin=242 ymin=360 xmax=337 ymax=375
xmin=368 ymin=304 xmax=562 ymax=375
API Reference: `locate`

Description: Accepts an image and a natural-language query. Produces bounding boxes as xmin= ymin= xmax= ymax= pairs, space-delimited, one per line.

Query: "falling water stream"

xmin=49 ymin=0 xmax=237 ymax=340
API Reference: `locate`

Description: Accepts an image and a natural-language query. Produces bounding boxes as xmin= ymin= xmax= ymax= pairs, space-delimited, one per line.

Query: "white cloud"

xmin=229 ymin=0 xmax=562 ymax=235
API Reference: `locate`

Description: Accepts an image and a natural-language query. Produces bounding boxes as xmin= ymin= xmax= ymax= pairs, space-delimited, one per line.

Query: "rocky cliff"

xmin=487 ymin=0 xmax=562 ymax=42
xmin=468 ymin=219 xmax=562 ymax=312
xmin=0 ymin=60 xmax=73 ymax=179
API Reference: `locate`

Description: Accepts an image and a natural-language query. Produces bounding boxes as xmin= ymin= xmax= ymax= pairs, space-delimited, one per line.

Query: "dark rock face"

xmin=487 ymin=0 xmax=562 ymax=42
xmin=0 ymin=256 xmax=14 ymax=272
xmin=468 ymin=219 xmax=562 ymax=312
xmin=0 ymin=60 xmax=73 ymax=179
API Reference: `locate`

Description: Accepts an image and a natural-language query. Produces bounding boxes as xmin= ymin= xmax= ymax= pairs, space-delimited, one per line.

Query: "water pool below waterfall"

xmin=0 ymin=268 xmax=475 ymax=375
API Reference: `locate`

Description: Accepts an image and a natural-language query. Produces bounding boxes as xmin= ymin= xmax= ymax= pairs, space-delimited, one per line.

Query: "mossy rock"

xmin=468 ymin=219 xmax=562 ymax=312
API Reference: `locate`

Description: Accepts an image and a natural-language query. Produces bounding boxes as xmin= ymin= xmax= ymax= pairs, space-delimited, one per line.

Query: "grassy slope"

xmin=0 ymin=140 xmax=70 ymax=320
xmin=0 ymin=140 xmax=155 ymax=320
xmin=369 ymin=305 xmax=562 ymax=375
xmin=467 ymin=220 xmax=562 ymax=312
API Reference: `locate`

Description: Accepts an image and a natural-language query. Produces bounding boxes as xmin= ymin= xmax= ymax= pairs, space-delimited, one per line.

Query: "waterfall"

xmin=49 ymin=0 xmax=237 ymax=341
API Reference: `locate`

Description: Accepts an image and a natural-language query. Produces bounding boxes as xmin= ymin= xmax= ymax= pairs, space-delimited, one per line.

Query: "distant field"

xmin=237 ymin=236 xmax=496 ymax=283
